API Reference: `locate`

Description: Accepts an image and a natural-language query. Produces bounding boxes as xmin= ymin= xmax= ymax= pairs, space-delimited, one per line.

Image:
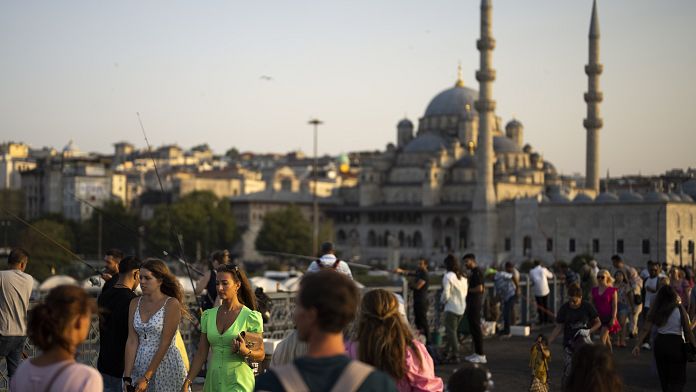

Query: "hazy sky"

xmin=1 ymin=0 xmax=694 ymax=176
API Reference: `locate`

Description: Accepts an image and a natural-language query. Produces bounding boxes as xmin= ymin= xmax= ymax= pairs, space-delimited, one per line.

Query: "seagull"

xmin=260 ymin=75 xmax=273 ymax=81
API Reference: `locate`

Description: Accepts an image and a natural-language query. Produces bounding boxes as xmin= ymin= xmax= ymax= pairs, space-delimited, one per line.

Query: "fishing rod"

xmin=258 ymin=250 xmax=384 ymax=271
xmin=2 ymin=208 xmax=101 ymax=275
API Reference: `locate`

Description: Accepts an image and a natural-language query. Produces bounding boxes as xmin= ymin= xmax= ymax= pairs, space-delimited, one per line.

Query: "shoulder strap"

xmin=332 ymin=260 xmax=341 ymax=269
xmin=330 ymin=360 xmax=374 ymax=392
xmin=42 ymin=362 xmax=74 ymax=392
xmin=678 ymin=305 xmax=696 ymax=346
xmin=272 ymin=364 xmax=310 ymax=392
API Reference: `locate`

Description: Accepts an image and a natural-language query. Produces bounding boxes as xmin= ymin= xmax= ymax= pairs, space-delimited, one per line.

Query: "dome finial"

xmin=455 ymin=62 xmax=465 ymax=87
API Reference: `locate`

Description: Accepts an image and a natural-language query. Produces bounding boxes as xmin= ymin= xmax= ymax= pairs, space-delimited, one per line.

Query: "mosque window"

xmin=592 ymin=239 xmax=600 ymax=254
xmin=523 ymin=236 xmax=532 ymax=256
xmin=504 ymin=238 xmax=511 ymax=251
xmin=617 ymin=239 xmax=624 ymax=254
xmin=674 ymin=240 xmax=680 ymax=255
xmin=569 ymin=239 xmax=576 ymax=253
xmin=642 ymin=239 xmax=650 ymax=255
xmin=546 ymin=239 xmax=553 ymax=252
xmin=337 ymin=230 xmax=347 ymax=244
xmin=689 ymin=240 xmax=694 ymax=255
xmin=413 ymin=231 xmax=423 ymax=248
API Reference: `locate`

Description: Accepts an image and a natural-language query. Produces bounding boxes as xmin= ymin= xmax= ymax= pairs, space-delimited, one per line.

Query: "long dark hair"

xmin=216 ymin=263 xmax=256 ymax=310
xmin=564 ymin=344 xmax=623 ymax=392
xmin=356 ymin=289 xmax=421 ymax=380
xmin=28 ymin=285 xmax=96 ymax=352
xmin=648 ymin=285 xmax=679 ymax=327
xmin=141 ymin=258 xmax=191 ymax=320
xmin=444 ymin=254 xmax=463 ymax=279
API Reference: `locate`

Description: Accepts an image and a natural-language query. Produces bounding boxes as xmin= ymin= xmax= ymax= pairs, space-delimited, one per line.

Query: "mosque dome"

xmin=397 ymin=118 xmax=414 ymax=129
xmin=573 ymin=193 xmax=594 ymax=203
xmin=644 ymin=191 xmax=670 ymax=202
xmin=506 ymin=119 xmax=523 ymax=130
xmin=453 ymin=155 xmax=476 ymax=168
xmin=424 ymin=84 xmax=478 ymax=117
xmin=683 ymin=179 xmax=696 ymax=198
xmin=548 ymin=191 xmax=571 ymax=203
xmin=403 ymin=133 xmax=447 ymax=153
xmin=595 ymin=192 xmax=619 ymax=203
xmin=618 ymin=190 xmax=644 ymax=202
xmin=679 ymin=192 xmax=694 ymax=202
xmin=493 ymin=136 xmax=522 ymax=153
xmin=668 ymin=193 xmax=683 ymax=202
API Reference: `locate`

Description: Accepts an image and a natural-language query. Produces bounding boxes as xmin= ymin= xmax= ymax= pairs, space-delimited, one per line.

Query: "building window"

xmin=569 ymin=239 xmax=576 ymax=253
xmin=546 ymin=238 xmax=553 ymax=252
xmin=523 ymin=236 xmax=532 ymax=256
xmin=675 ymin=240 xmax=681 ymax=255
xmin=504 ymin=238 xmax=511 ymax=251
xmin=688 ymin=240 xmax=694 ymax=255
xmin=642 ymin=239 xmax=650 ymax=255
xmin=592 ymin=239 xmax=600 ymax=254
xmin=617 ymin=239 xmax=624 ymax=254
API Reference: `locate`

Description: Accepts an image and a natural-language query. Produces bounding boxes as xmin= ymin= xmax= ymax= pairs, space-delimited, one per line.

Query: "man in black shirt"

xmin=255 ymin=271 xmax=396 ymax=392
xmin=395 ymin=258 xmax=430 ymax=344
xmin=97 ymin=255 xmax=141 ymax=392
xmin=100 ymin=248 xmax=124 ymax=292
xmin=463 ymin=253 xmax=487 ymax=364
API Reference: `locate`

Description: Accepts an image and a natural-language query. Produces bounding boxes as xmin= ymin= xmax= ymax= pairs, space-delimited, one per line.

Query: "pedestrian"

xmin=441 ymin=255 xmax=468 ymax=363
xmin=548 ymin=283 xmax=601 ymax=384
xmin=0 ymin=248 xmax=33 ymax=381
xmin=613 ymin=269 xmax=634 ymax=347
xmin=592 ymin=269 xmax=620 ymax=351
xmin=564 ymin=344 xmax=622 ymax=392
xmin=306 ymin=241 xmax=353 ymax=278
xmin=528 ymin=334 xmax=550 ymax=392
xmin=10 ymin=285 xmax=102 ymax=391
xmin=447 ymin=363 xmax=494 ymax=392
xmin=578 ymin=261 xmax=598 ymax=302
xmin=641 ymin=261 xmax=660 ymax=350
xmin=494 ymin=262 xmax=519 ymax=337
xmin=669 ymin=268 xmax=691 ymax=307
xmin=184 ymin=263 xmax=265 ymax=392
xmin=529 ymin=261 xmax=554 ymax=325
xmin=345 ymin=289 xmax=443 ymax=392
xmin=611 ymin=255 xmax=642 ymax=337
xmin=195 ymin=250 xmax=226 ymax=311
xmin=632 ymin=285 xmax=696 ymax=392
xmin=97 ymin=256 xmax=141 ymax=392
xmin=463 ymin=253 xmax=487 ymax=364
xmin=394 ymin=258 xmax=431 ymax=344
xmin=254 ymin=271 xmax=397 ymax=391
xmin=124 ymin=259 xmax=189 ymax=392
xmin=101 ymin=248 xmax=124 ymax=292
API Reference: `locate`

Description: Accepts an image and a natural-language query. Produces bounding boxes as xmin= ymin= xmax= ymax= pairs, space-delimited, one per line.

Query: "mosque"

xmin=332 ymin=0 xmax=696 ymax=268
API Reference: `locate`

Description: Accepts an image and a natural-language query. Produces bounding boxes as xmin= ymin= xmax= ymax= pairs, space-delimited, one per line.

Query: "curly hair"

xmin=141 ymin=258 xmax=191 ymax=320
xmin=355 ymin=289 xmax=421 ymax=380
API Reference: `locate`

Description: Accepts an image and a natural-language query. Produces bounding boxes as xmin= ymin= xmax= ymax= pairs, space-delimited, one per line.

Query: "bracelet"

xmin=143 ymin=375 xmax=151 ymax=384
xmin=184 ymin=378 xmax=192 ymax=384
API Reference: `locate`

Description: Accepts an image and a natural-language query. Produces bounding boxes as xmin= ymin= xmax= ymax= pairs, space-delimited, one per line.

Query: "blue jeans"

xmin=0 ymin=335 xmax=27 ymax=377
xmin=502 ymin=295 xmax=518 ymax=334
xmin=101 ymin=372 xmax=122 ymax=392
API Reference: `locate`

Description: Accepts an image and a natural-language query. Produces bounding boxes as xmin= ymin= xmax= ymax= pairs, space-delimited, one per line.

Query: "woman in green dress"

xmin=183 ymin=264 xmax=265 ymax=392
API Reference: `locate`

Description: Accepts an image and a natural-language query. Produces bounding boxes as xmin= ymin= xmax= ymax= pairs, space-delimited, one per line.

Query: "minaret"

xmin=584 ymin=0 xmax=603 ymax=193
xmin=472 ymin=0 xmax=497 ymax=263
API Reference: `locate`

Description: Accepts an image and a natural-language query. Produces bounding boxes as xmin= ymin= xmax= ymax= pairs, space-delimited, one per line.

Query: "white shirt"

xmin=10 ymin=360 xmax=103 ymax=392
xmin=441 ymin=271 xmax=468 ymax=315
xmin=306 ymin=254 xmax=353 ymax=279
xmin=656 ymin=307 xmax=684 ymax=339
xmin=529 ymin=265 xmax=554 ymax=297
xmin=644 ymin=276 xmax=659 ymax=308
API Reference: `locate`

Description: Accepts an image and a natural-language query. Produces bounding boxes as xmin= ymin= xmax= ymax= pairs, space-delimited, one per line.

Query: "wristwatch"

xmin=122 ymin=376 xmax=133 ymax=384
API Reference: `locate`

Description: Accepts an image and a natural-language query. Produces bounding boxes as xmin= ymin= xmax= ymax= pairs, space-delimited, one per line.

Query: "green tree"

xmin=255 ymin=205 xmax=312 ymax=256
xmin=146 ymin=191 xmax=236 ymax=260
xmin=18 ymin=219 xmax=76 ymax=281
xmin=78 ymin=200 xmax=142 ymax=257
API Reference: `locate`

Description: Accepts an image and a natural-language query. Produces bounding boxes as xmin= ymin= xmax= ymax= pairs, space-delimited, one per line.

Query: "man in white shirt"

xmin=529 ymin=261 xmax=554 ymax=325
xmin=306 ymin=242 xmax=353 ymax=279
xmin=0 ymin=248 xmax=33 ymax=379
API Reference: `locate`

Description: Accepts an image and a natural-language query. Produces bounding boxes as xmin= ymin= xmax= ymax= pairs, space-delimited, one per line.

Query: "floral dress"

xmin=132 ymin=297 xmax=188 ymax=391
xmin=201 ymin=306 xmax=263 ymax=392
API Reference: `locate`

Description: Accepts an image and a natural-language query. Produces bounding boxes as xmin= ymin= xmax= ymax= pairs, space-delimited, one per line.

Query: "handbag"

xmin=678 ymin=305 xmax=696 ymax=362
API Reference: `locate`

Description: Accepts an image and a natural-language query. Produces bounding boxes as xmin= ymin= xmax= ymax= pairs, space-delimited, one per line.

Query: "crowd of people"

xmin=1 ymin=244 xmax=696 ymax=391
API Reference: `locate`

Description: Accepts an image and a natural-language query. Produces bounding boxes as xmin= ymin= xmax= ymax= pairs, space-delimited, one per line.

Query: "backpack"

xmin=255 ymin=287 xmax=273 ymax=324
xmin=314 ymin=259 xmax=341 ymax=270
xmin=270 ymin=360 xmax=374 ymax=392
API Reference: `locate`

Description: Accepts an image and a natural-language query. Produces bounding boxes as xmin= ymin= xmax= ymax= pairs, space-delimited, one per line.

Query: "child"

xmin=529 ymin=334 xmax=550 ymax=392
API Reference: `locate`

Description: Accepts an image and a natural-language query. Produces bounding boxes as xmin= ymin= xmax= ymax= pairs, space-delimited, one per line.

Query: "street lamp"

xmin=308 ymin=118 xmax=323 ymax=255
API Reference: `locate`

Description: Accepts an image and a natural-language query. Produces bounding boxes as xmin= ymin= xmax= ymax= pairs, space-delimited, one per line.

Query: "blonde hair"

xmin=598 ymin=269 xmax=614 ymax=285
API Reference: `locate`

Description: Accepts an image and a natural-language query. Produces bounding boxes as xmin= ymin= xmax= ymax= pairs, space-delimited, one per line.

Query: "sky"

xmin=1 ymin=0 xmax=695 ymax=176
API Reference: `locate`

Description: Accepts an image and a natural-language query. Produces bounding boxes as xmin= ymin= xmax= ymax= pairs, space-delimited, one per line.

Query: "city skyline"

xmin=1 ymin=0 xmax=695 ymax=176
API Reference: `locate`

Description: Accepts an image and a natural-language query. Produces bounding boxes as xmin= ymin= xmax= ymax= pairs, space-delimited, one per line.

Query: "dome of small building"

xmin=539 ymin=194 xmax=551 ymax=203
xmin=397 ymin=118 xmax=414 ymax=129
xmin=595 ymin=192 xmax=619 ymax=203
xmin=573 ymin=193 xmax=594 ymax=203
xmin=679 ymin=193 xmax=694 ymax=202
xmin=506 ymin=119 xmax=523 ymax=130
xmin=424 ymin=85 xmax=478 ymax=117
xmin=453 ymin=155 xmax=476 ymax=168
xmin=543 ymin=161 xmax=558 ymax=176
xmin=683 ymin=179 xmax=696 ymax=198
xmin=548 ymin=191 xmax=571 ymax=203
xmin=403 ymin=133 xmax=447 ymax=153
xmin=493 ymin=136 xmax=522 ymax=153
xmin=618 ymin=190 xmax=644 ymax=202
xmin=644 ymin=191 xmax=670 ymax=202
xmin=668 ymin=193 xmax=683 ymax=202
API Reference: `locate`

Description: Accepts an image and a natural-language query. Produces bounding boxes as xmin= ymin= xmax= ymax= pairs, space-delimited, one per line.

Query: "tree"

xmin=146 ymin=191 xmax=236 ymax=260
xmin=255 ymin=205 xmax=312 ymax=257
xmin=18 ymin=219 xmax=76 ymax=281
xmin=78 ymin=200 xmax=142 ymax=257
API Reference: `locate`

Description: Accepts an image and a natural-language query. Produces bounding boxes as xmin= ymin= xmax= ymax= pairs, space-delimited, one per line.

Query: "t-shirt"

xmin=306 ymin=254 xmax=353 ymax=279
xmin=644 ymin=276 xmax=659 ymax=309
xmin=494 ymin=271 xmax=516 ymax=302
xmin=412 ymin=268 xmax=429 ymax=304
xmin=10 ymin=360 xmax=103 ymax=392
xmin=556 ymin=301 xmax=599 ymax=348
xmin=255 ymin=355 xmax=397 ymax=392
xmin=97 ymin=286 xmax=137 ymax=377
xmin=441 ymin=272 xmax=468 ymax=315
xmin=101 ymin=275 xmax=116 ymax=292
xmin=466 ymin=267 xmax=484 ymax=303
xmin=529 ymin=266 xmax=554 ymax=297
xmin=0 ymin=269 xmax=33 ymax=336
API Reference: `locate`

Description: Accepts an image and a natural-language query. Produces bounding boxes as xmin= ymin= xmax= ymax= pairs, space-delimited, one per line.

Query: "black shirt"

xmin=97 ymin=286 xmax=137 ymax=377
xmin=254 ymin=355 xmax=397 ymax=392
xmin=466 ymin=266 xmax=484 ymax=302
xmin=102 ymin=275 xmax=116 ymax=292
xmin=556 ymin=301 xmax=599 ymax=348
xmin=412 ymin=268 xmax=429 ymax=303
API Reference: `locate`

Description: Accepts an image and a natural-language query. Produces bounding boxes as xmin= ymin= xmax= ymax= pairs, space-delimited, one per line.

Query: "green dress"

xmin=201 ymin=306 xmax=263 ymax=392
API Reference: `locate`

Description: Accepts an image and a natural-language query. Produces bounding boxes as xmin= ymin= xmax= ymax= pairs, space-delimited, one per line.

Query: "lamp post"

xmin=308 ymin=118 xmax=323 ymax=255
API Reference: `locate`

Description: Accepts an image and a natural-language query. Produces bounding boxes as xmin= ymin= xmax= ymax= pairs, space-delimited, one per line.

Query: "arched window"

xmin=336 ymin=230 xmax=347 ymax=244
xmin=368 ymin=230 xmax=376 ymax=247
xmin=413 ymin=231 xmax=423 ymax=248
xmin=523 ymin=236 xmax=532 ymax=256
xmin=398 ymin=231 xmax=405 ymax=247
xmin=459 ymin=218 xmax=470 ymax=250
